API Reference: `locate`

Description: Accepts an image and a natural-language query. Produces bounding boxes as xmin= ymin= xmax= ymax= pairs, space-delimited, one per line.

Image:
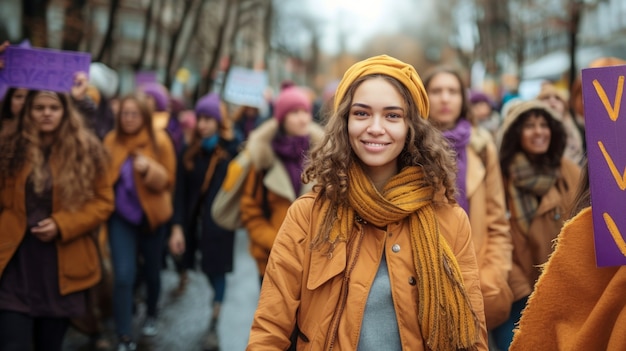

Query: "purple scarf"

xmin=114 ymin=157 xmax=144 ymax=224
xmin=271 ymin=134 xmax=310 ymax=196
xmin=443 ymin=119 xmax=472 ymax=214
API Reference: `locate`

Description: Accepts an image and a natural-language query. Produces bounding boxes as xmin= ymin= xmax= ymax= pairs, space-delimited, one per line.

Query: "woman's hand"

xmin=169 ymin=224 xmax=186 ymax=256
xmin=133 ymin=153 xmax=150 ymax=175
xmin=31 ymin=218 xmax=60 ymax=242
xmin=71 ymin=71 xmax=89 ymax=101
xmin=0 ymin=41 xmax=9 ymax=69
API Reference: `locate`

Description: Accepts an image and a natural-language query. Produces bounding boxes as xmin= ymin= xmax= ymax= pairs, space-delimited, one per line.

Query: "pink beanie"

xmin=274 ymin=87 xmax=312 ymax=124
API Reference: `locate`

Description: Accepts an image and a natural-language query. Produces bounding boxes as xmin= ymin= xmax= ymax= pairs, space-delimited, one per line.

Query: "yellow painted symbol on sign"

xmin=603 ymin=212 xmax=626 ymax=257
xmin=593 ymin=76 xmax=624 ymax=122
xmin=598 ymin=141 xmax=626 ymax=190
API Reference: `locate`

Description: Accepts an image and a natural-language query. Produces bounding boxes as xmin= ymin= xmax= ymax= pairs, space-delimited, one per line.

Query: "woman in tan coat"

xmin=240 ymin=86 xmax=323 ymax=282
xmin=247 ymin=55 xmax=487 ymax=350
xmin=492 ymin=99 xmax=581 ymax=350
xmin=423 ymin=66 xmax=513 ymax=331
xmin=0 ymin=90 xmax=113 ymax=351
xmin=103 ymin=94 xmax=176 ymax=351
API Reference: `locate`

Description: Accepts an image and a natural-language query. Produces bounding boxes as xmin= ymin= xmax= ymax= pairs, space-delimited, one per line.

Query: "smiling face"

xmin=426 ymin=72 xmax=464 ymax=130
xmin=348 ymin=77 xmax=408 ymax=185
xmin=31 ymin=93 xmax=64 ymax=135
xmin=520 ymin=113 xmax=552 ymax=157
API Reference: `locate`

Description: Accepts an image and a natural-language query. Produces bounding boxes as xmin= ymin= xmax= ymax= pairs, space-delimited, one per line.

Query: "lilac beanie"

xmin=274 ymin=87 xmax=311 ymax=124
xmin=195 ymin=93 xmax=222 ymax=122
xmin=140 ymin=83 xmax=169 ymax=112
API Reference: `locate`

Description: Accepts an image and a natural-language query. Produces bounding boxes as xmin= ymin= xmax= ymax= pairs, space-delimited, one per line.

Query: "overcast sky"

xmin=301 ymin=0 xmax=437 ymax=54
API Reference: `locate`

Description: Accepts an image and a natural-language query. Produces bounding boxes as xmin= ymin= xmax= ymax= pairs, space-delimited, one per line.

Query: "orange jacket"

xmin=510 ymin=207 xmax=626 ymax=350
xmin=247 ymin=192 xmax=488 ymax=350
xmin=103 ymin=128 xmax=176 ymax=229
xmin=0 ymin=161 xmax=114 ymax=295
xmin=466 ymin=128 xmax=514 ymax=329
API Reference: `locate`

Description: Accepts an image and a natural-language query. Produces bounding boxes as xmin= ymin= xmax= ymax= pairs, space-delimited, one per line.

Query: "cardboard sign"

xmin=0 ymin=46 xmax=90 ymax=93
xmin=223 ymin=66 xmax=268 ymax=108
xmin=582 ymin=64 xmax=626 ymax=267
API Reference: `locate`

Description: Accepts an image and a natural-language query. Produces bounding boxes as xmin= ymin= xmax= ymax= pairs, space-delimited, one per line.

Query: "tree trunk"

xmin=22 ymin=0 xmax=50 ymax=47
xmin=568 ymin=1 xmax=582 ymax=93
xmin=164 ymin=0 xmax=196 ymax=87
xmin=150 ymin=0 xmax=168 ymax=70
xmin=96 ymin=0 xmax=120 ymax=63
xmin=61 ymin=0 xmax=88 ymax=51
xmin=133 ymin=0 xmax=155 ymax=71
xmin=220 ymin=0 xmax=244 ymax=95
xmin=201 ymin=0 xmax=234 ymax=95
xmin=262 ymin=0 xmax=273 ymax=70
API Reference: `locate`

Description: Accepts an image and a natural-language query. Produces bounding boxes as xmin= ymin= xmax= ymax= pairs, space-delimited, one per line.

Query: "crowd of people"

xmin=0 ymin=37 xmax=623 ymax=351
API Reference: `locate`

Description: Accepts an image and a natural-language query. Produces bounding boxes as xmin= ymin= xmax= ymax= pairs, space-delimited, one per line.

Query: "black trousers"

xmin=0 ymin=310 xmax=69 ymax=351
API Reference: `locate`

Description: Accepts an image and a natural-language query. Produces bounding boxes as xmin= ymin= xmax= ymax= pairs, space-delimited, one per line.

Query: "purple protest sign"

xmin=582 ymin=64 xmax=626 ymax=267
xmin=0 ymin=46 xmax=91 ymax=93
xmin=135 ymin=71 xmax=157 ymax=88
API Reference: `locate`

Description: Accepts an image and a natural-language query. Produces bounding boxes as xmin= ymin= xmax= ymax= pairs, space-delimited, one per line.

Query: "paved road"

xmin=63 ymin=229 xmax=260 ymax=351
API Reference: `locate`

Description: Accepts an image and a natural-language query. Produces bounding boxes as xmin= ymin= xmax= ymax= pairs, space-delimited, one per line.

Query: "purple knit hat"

xmin=195 ymin=93 xmax=222 ymax=122
xmin=140 ymin=83 xmax=169 ymax=112
xmin=274 ymin=87 xmax=311 ymax=124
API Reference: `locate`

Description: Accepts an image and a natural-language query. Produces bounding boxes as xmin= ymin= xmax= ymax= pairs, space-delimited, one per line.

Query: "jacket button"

xmin=392 ymin=244 xmax=400 ymax=253
xmin=408 ymin=276 xmax=417 ymax=285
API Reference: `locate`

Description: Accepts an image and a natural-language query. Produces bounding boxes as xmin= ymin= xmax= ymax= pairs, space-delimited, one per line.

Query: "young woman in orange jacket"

xmin=0 ymin=90 xmax=113 ymax=351
xmin=103 ymin=94 xmax=176 ymax=351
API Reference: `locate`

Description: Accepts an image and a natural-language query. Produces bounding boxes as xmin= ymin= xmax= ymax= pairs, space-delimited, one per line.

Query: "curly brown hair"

xmin=0 ymin=90 xmax=109 ymax=211
xmin=303 ymin=74 xmax=458 ymax=204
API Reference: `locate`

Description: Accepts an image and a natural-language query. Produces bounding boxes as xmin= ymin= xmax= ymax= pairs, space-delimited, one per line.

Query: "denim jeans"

xmin=108 ymin=212 xmax=165 ymax=338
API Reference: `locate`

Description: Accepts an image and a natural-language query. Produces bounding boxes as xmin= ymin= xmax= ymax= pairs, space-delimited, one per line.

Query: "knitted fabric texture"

xmin=195 ymin=93 xmax=223 ymax=122
xmin=313 ymin=163 xmax=480 ymax=350
xmin=333 ymin=55 xmax=430 ymax=119
xmin=506 ymin=152 xmax=558 ymax=234
xmin=273 ymin=87 xmax=312 ymax=124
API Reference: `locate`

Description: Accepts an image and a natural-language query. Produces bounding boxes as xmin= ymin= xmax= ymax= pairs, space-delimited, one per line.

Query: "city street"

xmin=63 ymin=229 xmax=260 ymax=351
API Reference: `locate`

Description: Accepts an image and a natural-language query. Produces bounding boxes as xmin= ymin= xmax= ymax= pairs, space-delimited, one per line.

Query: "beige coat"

xmin=466 ymin=127 xmax=514 ymax=329
xmin=247 ymin=192 xmax=488 ymax=350
xmin=240 ymin=119 xmax=324 ymax=275
xmin=507 ymin=158 xmax=581 ymax=300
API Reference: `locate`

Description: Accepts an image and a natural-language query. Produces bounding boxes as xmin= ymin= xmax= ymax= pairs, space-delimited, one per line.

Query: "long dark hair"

xmin=499 ymin=108 xmax=567 ymax=178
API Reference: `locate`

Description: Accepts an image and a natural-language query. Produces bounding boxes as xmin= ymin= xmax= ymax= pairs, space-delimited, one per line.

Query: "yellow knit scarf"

xmin=314 ymin=163 xmax=479 ymax=350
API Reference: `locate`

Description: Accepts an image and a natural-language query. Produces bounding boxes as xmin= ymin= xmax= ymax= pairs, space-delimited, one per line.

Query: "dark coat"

xmin=173 ymin=138 xmax=240 ymax=275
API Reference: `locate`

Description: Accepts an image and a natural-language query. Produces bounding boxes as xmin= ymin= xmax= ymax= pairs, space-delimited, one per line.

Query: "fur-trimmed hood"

xmin=244 ymin=118 xmax=325 ymax=170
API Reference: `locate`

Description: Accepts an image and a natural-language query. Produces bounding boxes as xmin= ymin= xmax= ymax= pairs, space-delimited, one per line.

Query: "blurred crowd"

xmin=0 ymin=38 xmax=624 ymax=351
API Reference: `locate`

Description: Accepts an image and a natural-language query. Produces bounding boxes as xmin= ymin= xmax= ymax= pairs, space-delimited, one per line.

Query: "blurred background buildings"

xmin=1 ymin=0 xmax=625 ymax=104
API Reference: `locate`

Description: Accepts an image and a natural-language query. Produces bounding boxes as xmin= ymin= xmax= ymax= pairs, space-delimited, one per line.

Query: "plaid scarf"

xmin=313 ymin=163 xmax=480 ymax=350
xmin=507 ymin=153 xmax=558 ymax=234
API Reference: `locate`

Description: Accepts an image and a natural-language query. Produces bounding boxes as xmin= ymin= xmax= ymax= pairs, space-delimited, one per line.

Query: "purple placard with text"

xmin=0 ymin=46 xmax=90 ymax=93
xmin=582 ymin=64 xmax=626 ymax=267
